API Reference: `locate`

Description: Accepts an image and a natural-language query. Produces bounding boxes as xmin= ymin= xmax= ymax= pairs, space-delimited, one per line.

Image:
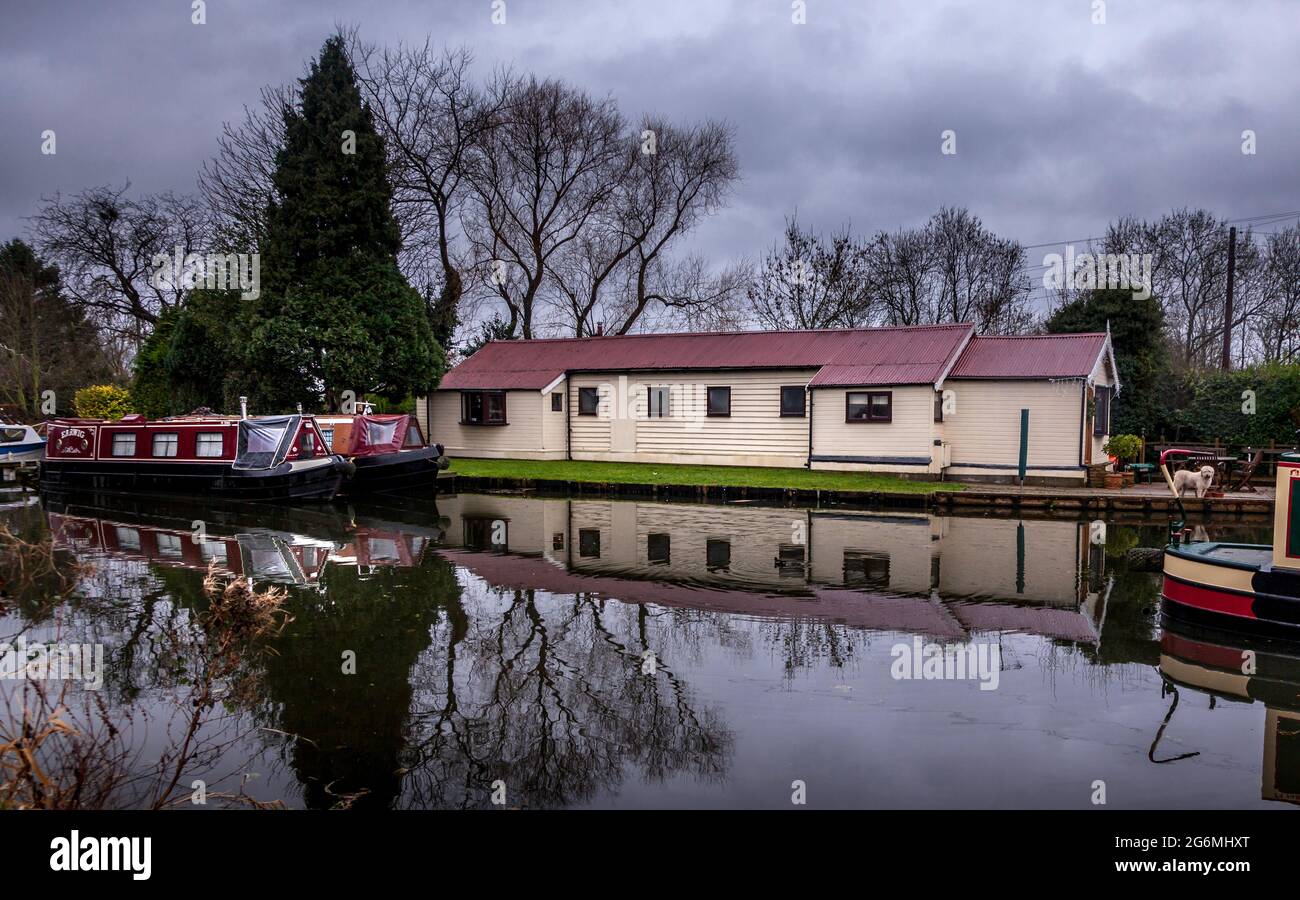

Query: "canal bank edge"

xmin=437 ymin=473 xmax=1274 ymax=516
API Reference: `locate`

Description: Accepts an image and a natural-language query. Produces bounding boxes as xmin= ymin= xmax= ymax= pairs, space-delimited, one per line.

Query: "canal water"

xmin=1 ymin=490 xmax=1291 ymax=810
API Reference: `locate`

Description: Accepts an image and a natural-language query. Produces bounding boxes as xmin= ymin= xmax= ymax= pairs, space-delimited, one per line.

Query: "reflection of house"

xmin=421 ymin=326 xmax=1120 ymax=485
xmin=435 ymin=494 xmax=1108 ymax=643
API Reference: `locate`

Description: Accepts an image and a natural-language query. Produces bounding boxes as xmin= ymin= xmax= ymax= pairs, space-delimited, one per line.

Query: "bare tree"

xmin=1248 ymin=225 xmax=1300 ymax=364
xmin=926 ymin=207 xmax=1033 ymax=334
xmin=349 ymin=37 xmax=499 ymax=346
xmin=30 ymin=185 xmax=209 ymax=344
xmin=198 ymin=84 xmax=296 ymax=254
xmin=867 ymin=226 xmax=939 ymax=327
xmin=747 ymin=215 xmax=873 ymax=330
xmin=463 ymin=76 xmax=627 ymax=339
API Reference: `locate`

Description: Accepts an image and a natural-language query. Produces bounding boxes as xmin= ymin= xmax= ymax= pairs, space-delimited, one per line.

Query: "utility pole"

xmin=1222 ymin=225 xmax=1237 ymax=370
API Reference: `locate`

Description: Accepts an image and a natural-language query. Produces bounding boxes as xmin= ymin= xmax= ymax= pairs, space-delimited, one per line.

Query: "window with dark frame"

xmin=579 ymin=528 xmax=601 ymax=558
xmin=647 ymin=386 xmax=670 ymax=418
xmin=706 ymin=538 xmax=731 ymax=571
xmin=846 ymin=391 xmax=892 ymax=422
xmin=780 ymin=385 xmax=805 ymax=417
xmin=844 ymin=550 xmax=890 ymax=587
xmin=461 ymin=391 xmax=507 ymax=425
xmin=551 ymin=392 xmax=563 ymax=412
xmin=647 ymin=533 xmax=670 ymax=564
xmin=578 ymin=387 xmax=600 ymax=416
xmin=933 ymin=390 xmax=944 ymax=423
xmin=706 ymin=386 xmax=731 ymax=417
xmin=1094 ymin=385 xmax=1111 ymax=436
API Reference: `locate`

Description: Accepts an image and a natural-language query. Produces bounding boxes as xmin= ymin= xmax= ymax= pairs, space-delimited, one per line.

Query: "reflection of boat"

xmin=435 ymin=494 xmax=1110 ymax=643
xmin=1159 ymin=619 xmax=1300 ymax=805
xmin=45 ymin=496 xmax=445 ymax=585
xmin=1161 ymin=450 xmax=1300 ymax=633
xmin=40 ymin=414 xmax=353 ymax=500
xmin=316 ymin=412 xmax=449 ymax=496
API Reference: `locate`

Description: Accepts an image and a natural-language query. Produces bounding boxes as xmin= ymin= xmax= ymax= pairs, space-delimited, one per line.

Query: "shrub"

xmin=1104 ymin=434 xmax=1143 ymax=465
xmin=72 ymin=385 xmax=133 ymax=419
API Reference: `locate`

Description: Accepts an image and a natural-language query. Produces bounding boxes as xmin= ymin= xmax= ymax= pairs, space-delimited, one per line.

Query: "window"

xmin=461 ymin=391 xmax=507 ymax=425
xmin=110 ymin=433 xmax=137 ymax=457
xmin=846 ymin=391 xmax=892 ymax=422
xmin=300 ymin=432 xmax=317 ymax=459
xmin=648 ymin=533 xmax=670 ymax=564
xmin=706 ymin=538 xmax=731 ymax=571
xmin=647 ymin=386 xmax=670 ymax=419
xmin=776 ymin=544 xmax=805 ymax=577
xmin=551 ymin=393 xmax=563 ymax=412
xmin=156 ymin=533 xmax=183 ymax=558
xmin=152 ymin=433 xmax=179 ymax=457
xmin=113 ymin=527 xmax=140 ymax=551
xmin=1094 ymin=386 xmax=1111 ymax=436
xmin=579 ymin=528 xmax=601 ymax=558
xmin=934 ymin=390 xmax=944 ymax=423
xmin=196 ymin=433 xmax=224 ymax=457
xmin=578 ymin=387 xmax=600 ymax=416
xmin=463 ymin=517 xmax=507 ymax=552
xmin=780 ymin=386 xmax=805 ymax=417
xmin=707 ymin=386 xmax=731 ymax=417
xmin=552 ymin=532 xmax=565 ymax=552
xmin=403 ymin=424 xmax=424 ymax=448
xmin=0 ymin=427 xmax=26 ymax=443
xmin=844 ymin=550 xmax=890 ymax=588
xmin=320 ymin=427 xmax=335 ymax=449
xmin=365 ymin=419 xmax=399 ymax=444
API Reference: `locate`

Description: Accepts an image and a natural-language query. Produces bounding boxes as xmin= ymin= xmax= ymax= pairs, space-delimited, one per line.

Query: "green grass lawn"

xmin=447 ymin=457 xmax=964 ymax=494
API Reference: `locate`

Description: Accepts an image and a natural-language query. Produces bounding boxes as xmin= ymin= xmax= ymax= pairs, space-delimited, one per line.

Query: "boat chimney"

xmin=239 ymin=396 xmax=248 ymax=420
xmin=296 ymin=403 xmax=303 ymax=415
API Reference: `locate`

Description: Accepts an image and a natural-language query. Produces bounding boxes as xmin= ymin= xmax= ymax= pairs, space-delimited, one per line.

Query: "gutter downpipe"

xmin=806 ymin=386 xmax=813 ymax=468
xmin=565 ymin=371 xmax=572 ymax=462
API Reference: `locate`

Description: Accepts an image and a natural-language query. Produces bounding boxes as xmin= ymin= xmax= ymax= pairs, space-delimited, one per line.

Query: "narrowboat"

xmin=40 ymin=413 xmax=354 ymax=501
xmin=315 ymin=412 xmax=449 ymax=496
xmin=1161 ymin=448 xmax=1300 ymax=633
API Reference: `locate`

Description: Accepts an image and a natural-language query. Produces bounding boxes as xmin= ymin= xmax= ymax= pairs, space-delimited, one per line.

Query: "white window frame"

xmin=110 ymin=433 xmax=137 ymax=457
xmin=195 ymin=432 xmax=224 ymax=458
xmin=152 ymin=432 xmax=179 ymax=458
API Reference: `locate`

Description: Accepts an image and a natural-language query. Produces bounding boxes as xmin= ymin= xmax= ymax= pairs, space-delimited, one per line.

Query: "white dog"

xmin=1172 ymin=465 xmax=1215 ymax=498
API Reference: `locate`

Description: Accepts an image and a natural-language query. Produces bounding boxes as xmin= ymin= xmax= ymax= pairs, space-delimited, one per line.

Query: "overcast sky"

xmin=3 ymin=0 xmax=1296 ymax=314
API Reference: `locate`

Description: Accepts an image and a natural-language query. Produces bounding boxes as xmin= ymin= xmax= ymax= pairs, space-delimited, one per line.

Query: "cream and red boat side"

xmin=315 ymin=412 xmax=449 ymax=496
xmin=40 ymin=413 xmax=353 ymax=501
xmin=1161 ymin=449 xmax=1300 ymax=632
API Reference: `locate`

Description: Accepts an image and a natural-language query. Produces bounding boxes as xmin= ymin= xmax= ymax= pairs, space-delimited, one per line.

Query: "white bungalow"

xmin=418 ymin=323 xmax=1120 ymax=485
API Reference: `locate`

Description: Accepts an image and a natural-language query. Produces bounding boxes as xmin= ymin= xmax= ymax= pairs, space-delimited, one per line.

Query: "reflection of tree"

xmin=401 ymin=581 xmax=732 ymax=809
xmin=253 ymin=557 xmax=460 ymax=809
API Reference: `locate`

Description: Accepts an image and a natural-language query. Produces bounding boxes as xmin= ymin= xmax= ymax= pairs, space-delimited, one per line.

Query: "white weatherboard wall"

xmin=942 ymin=379 xmax=1088 ymax=482
xmin=428 ymin=390 xmax=566 ymax=460
xmin=569 ymin=369 xmax=815 ymax=468
xmin=809 ymin=385 xmax=939 ymax=474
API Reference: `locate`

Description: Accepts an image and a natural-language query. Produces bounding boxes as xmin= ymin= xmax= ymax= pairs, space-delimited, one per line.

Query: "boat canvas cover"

xmin=233 ymin=416 xmax=300 ymax=471
xmin=347 ymin=414 xmax=421 ymax=456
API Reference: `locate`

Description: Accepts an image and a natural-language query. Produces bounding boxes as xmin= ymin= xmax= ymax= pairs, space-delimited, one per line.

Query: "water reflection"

xmin=0 ymin=490 xmax=1289 ymax=808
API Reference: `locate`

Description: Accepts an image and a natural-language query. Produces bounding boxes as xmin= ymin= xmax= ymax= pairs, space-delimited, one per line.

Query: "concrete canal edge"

xmin=437 ymin=474 xmax=1274 ymax=516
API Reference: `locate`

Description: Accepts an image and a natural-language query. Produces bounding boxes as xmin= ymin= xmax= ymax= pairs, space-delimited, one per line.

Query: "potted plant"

xmin=1104 ymin=434 xmax=1143 ymax=487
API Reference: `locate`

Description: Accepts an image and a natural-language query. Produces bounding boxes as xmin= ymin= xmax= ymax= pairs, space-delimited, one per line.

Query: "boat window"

xmin=320 ymin=427 xmax=335 ymax=450
xmin=156 ymin=533 xmax=183 ymax=558
xmin=114 ymin=527 xmax=140 ymax=551
xmin=152 ymin=433 xmax=179 ymax=457
xmin=234 ymin=417 xmax=296 ymax=470
xmin=403 ymin=423 xmax=424 ymax=447
xmin=111 ymin=433 xmax=137 ymax=456
xmin=366 ymin=419 xmax=400 ymax=445
xmin=300 ymin=431 xmax=317 ymax=459
xmin=0 ymin=427 xmax=26 ymax=443
xmin=846 ymin=391 xmax=892 ymax=422
xmin=195 ymin=433 xmax=224 ymax=457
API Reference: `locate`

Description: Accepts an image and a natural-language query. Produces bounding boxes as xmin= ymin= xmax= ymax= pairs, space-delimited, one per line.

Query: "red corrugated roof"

xmin=947 ymin=333 xmax=1110 ymax=380
xmin=439 ymin=324 xmax=975 ymax=390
